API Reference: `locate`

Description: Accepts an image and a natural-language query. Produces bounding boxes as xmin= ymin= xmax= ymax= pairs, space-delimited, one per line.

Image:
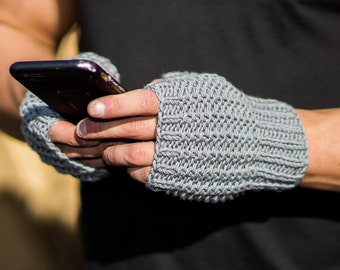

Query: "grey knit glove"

xmin=146 ymin=72 xmax=308 ymax=203
xmin=19 ymin=52 xmax=119 ymax=181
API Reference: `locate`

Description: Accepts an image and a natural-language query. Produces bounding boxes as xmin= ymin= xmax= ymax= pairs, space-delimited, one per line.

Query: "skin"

xmin=1 ymin=0 xmax=340 ymax=193
xmin=0 ymin=0 xmax=76 ymax=139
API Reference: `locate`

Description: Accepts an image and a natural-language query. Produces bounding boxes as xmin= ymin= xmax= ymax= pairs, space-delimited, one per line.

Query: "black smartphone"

xmin=10 ymin=59 xmax=126 ymax=123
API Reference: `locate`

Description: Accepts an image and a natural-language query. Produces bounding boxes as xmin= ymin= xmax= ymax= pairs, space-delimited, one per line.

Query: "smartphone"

xmin=10 ymin=59 xmax=126 ymax=123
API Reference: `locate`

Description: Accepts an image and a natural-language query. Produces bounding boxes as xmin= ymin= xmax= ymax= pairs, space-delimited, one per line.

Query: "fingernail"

xmin=90 ymin=101 xmax=105 ymax=117
xmin=77 ymin=120 xmax=88 ymax=136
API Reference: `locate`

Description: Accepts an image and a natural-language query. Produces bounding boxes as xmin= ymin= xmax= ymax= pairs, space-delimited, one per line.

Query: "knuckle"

xmin=125 ymin=144 xmax=147 ymax=166
xmin=140 ymin=90 xmax=157 ymax=113
xmin=103 ymin=146 xmax=116 ymax=165
xmin=122 ymin=117 xmax=156 ymax=139
xmin=110 ymin=98 xmax=125 ymax=113
xmin=123 ymin=117 xmax=144 ymax=135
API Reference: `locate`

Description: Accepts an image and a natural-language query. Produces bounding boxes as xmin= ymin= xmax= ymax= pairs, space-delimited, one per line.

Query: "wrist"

xmin=296 ymin=108 xmax=340 ymax=191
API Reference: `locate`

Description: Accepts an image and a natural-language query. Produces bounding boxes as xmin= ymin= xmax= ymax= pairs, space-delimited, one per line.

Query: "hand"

xmin=49 ymin=120 xmax=115 ymax=168
xmin=73 ymin=89 xmax=159 ymax=183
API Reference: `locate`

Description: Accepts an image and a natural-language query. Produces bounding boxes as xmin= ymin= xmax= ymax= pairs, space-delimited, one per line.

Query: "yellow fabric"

xmin=0 ymin=29 xmax=82 ymax=270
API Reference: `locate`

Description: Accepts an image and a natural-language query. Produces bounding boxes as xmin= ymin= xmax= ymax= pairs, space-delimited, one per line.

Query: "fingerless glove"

xmin=20 ymin=52 xmax=119 ymax=181
xmin=146 ymin=72 xmax=308 ymax=203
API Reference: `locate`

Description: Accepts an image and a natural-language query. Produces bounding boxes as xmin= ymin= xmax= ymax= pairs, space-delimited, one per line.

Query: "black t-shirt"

xmin=78 ymin=1 xmax=340 ymax=269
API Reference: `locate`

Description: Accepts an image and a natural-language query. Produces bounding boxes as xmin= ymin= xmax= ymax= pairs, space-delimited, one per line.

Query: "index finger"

xmin=88 ymin=89 xmax=159 ymax=119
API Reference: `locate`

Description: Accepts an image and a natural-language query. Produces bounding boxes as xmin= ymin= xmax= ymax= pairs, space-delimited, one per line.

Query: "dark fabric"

xmin=78 ymin=0 xmax=340 ymax=269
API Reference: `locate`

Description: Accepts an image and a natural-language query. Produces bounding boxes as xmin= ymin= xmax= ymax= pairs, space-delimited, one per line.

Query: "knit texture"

xmin=146 ymin=72 xmax=308 ymax=203
xmin=20 ymin=52 xmax=119 ymax=181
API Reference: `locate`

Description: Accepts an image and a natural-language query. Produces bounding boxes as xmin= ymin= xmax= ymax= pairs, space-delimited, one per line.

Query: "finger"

xmin=77 ymin=116 xmax=157 ymax=140
xmin=79 ymin=158 xmax=106 ymax=169
xmin=50 ymin=120 xmax=100 ymax=147
xmin=127 ymin=166 xmax=151 ymax=183
xmin=152 ymin=78 xmax=163 ymax=83
xmin=56 ymin=141 xmax=120 ymax=159
xmin=103 ymin=141 xmax=155 ymax=167
xmin=87 ymin=89 xmax=158 ymax=119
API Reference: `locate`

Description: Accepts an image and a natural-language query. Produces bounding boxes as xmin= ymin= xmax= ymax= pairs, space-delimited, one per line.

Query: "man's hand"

xmin=50 ymin=89 xmax=159 ymax=183
xmin=50 ymin=84 xmax=340 ymax=194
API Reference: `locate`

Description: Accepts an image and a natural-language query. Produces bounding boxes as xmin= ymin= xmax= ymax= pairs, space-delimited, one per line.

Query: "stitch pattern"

xmin=146 ymin=72 xmax=308 ymax=203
